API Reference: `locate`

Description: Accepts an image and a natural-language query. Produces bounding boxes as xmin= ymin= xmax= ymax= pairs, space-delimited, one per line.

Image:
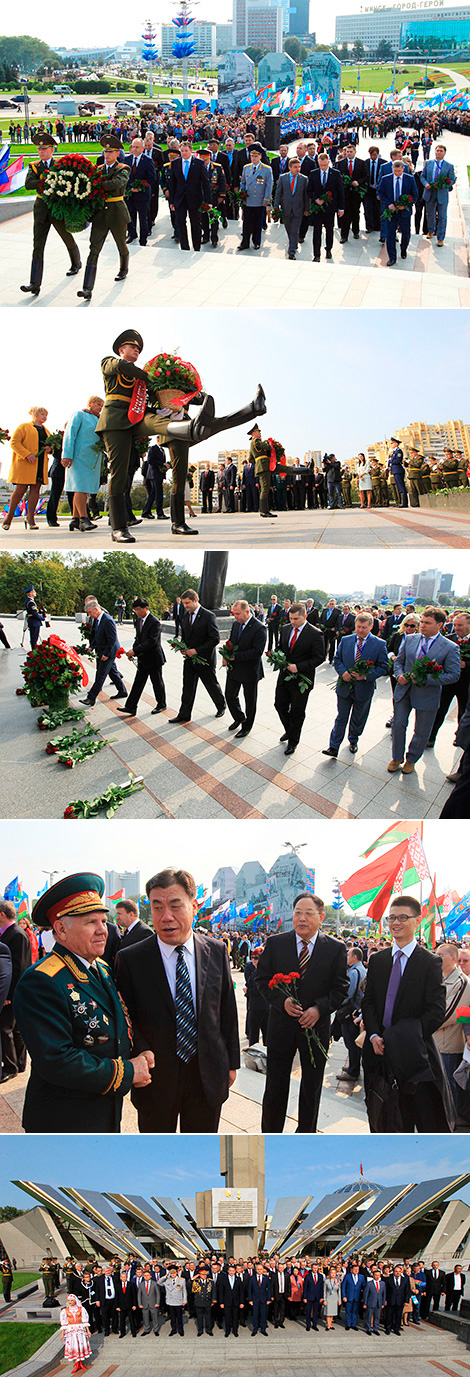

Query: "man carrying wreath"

xmin=97 ymin=328 xmax=267 ymax=542
xmin=20 ymin=133 xmax=82 ymax=297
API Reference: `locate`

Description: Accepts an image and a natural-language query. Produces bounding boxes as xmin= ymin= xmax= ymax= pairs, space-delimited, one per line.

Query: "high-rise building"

xmin=289 ymin=0 xmax=311 ymax=35
xmin=105 ymin=870 xmax=140 ymax=900
xmin=216 ymin=23 xmax=235 ymax=52
xmin=335 ymin=4 xmax=470 ymax=55
xmin=161 ymin=20 xmax=216 ymax=59
xmin=233 ymin=0 xmax=284 ymax=50
xmin=363 ymin=421 xmax=470 ymax=471
xmin=415 ymin=569 xmax=443 ymax=602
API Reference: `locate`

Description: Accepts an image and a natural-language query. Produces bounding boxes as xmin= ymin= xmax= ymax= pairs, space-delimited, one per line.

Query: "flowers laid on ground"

xmin=37 ymin=706 xmax=85 ymax=731
xmin=339 ymin=657 xmax=375 ymax=694
xmin=405 ymin=656 xmax=444 ymax=687
xmin=44 ymin=723 xmax=112 ymax=767
xmin=38 ymin=154 xmax=108 ymax=232
xmin=268 ymin=972 xmax=328 ymax=1066
xmin=64 ymin=776 xmax=144 ymax=819
xmin=219 ymin=640 xmax=237 ymax=667
xmin=169 ymin=636 xmax=208 ymax=667
xmin=266 ymin=648 xmax=312 ymax=694
xmin=21 ymin=639 xmax=85 ymax=708
xmin=45 ymin=724 xmax=97 ymax=756
xmin=383 ymin=193 xmax=414 ymax=221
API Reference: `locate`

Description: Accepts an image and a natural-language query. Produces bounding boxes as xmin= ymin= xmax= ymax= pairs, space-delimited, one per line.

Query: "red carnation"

xmin=64 ymin=805 xmax=75 ymax=818
xmin=65 ymin=759 xmax=74 ymax=768
xmin=45 ymin=743 xmax=55 ymax=755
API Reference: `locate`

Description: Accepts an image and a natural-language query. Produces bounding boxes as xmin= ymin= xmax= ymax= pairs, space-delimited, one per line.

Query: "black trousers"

xmin=175 ymin=203 xmax=202 ymax=250
xmin=322 ymin=627 xmax=337 ymax=662
xmin=0 ymin=1007 xmax=27 ymax=1077
xmin=127 ymin=193 xmax=151 ymax=245
xmin=2 ymin=1278 xmax=12 ymax=1303
xmin=195 ymin=1302 xmax=213 ymax=1334
xmin=305 ymin=1297 xmax=321 ymax=1329
xmin=225 ymin=671 xmax=259 ymax=731
xmin=268 ymin=623 xmax=279 ymax=651
xmin=246 ymin=1004 xmax=269 ymax=1046
xmin=88 ymin=655 xmax=126 ymax=704
xmin=261 ymin=1026 xmax=327 ymax=1132
xmin=223 ymin=1300 xmax=240 ymax=1334
xmin=201 ymin=490 xmax=213 ymax=513
xmin=251 ymin=1298 xmax=268 ymax=1333
xmin=386 ymin=1302 xmax=404 ymax=1334
xmin=142 ymin=471 xmax=164 ymax=517
xmin=447 ymin=1290 xmax=463 ymax=1311
xmin=101 ymin=1298 xmax=117 ymax=1335
xmin=440 ymin=747 xmax=470 ymax=819
xmin=364 ymin=189 xmax=381 ymax=230
xmin=125 ymin=659 xmax=166 ymax=713
xmin=399 ymin=1080 xmax=450 ymax=1133
xmin=46 ymin=465 xmax=65 ymax=524
xmin=118 ymin=1306 xmax=137 ymax=1337
xmin=241 ymin=205 xmax=263 ymax=248
xmin=274 ymin=678 xmax=312 ymax=749
xmin=180 ymin=659 xmax=225 ymax=719
xmin=313 ymin=210 xmax=336 ymax=256
xmin=132 ymin=1052 xmax=222 ymax=1133
xmin=169 ymin=1305 xmax=184 ymax=1335
xmin=273 ymin=1294 xmax=287 ymax=1326
xmin=341 ymin=194 xmax=361 ymax=239
xmin=0 ymin=625 xmax=11 ymax=648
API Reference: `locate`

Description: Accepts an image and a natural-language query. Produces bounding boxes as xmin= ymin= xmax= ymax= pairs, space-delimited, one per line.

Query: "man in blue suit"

xmin=342 ymin=1264 xmax=365 ymax=1330
xmin=80 ymin=596 xmax=127 ymax=707
xmin=248 ymin=1265 xmax=271 ymax=1336
xmin=169 ymin=138 xmax=211 ymax=252
xmin=323 ymin=611 xmax=389 ymax=758
xmin=390 ymin=605 xmax=460 ymax=774
xmin=303 ymin=1265 xmax=324 ymax=1331
xmin=124 ymin=137 xmax=156 ymax=247
xmin=364 ymin=1269 xmax=386 ymax=1334
xmin=378 ymin=157 xmax=417 ymax=265
xmin=421 ymin=142 xmax=456 ymax=245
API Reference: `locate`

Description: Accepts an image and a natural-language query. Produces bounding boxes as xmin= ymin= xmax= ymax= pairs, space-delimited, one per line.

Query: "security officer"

xmin=370 ymin=458 xmax=383 ymax=506
xmin=13 ymin=872 xmax=154 ymax=1133
xmin=441 ymin=447 xmax=460 ymax=489
xmin=341 ymin=465 xmax=352 ymax=507
xmin=1 ymin=1259 xmax=13 ymax=1304
xmin=77 ymin=135 xmax=130 ymax=301
xmin=405 ymin=447 xmax=425 ymax=506
xmin=248 ymin=423 xmax=277 ymax=520
xmin=379 ymin=463 xmax=389 ymax=506
xmin=20 ymin=133 xmax=81 ymax=296
xmin=24 ymin=585 xmax=45 ymax=648
xmin=387 ymin=437 xmax=408 ymax=507
xmin=39 ymin=1258 xmax=57 ymax=1305
xmin=198 ymin=148 xmax=227 ymax=247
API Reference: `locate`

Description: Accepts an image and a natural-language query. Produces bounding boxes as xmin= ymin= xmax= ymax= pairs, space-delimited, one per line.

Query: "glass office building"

xmin=401 ymin=14 xmax=470 ymax=46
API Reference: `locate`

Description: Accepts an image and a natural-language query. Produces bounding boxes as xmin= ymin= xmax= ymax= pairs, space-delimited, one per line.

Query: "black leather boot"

xmin=115 ymin=253 xmax=129 ymax=282
xmin=20 ymin=256 xmax=42 ymax=295
xmin=109 ymin=494 xmax=136 ymax=543
xmin=77 ymin=262 xmax=97 ymax=300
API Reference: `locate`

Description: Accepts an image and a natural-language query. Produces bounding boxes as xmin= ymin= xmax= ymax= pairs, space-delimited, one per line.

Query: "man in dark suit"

xmin=172 ymin=595 xmax=184 ymax=639
xmin=0 ymin=940 xmax=12 ymax=1082
xmin=256 ymin=891 xmax=348 ymax=1131
xmin=320 ymin=599 xmax=342 ymax=662
xmin=169 ymin=138 xmax=211 ymax=251
xmin=267 ymin=596 xmax=283 ymax=651
xmin=378 ymin=158 xmax=417 ymax=265
xmin=249 ymin=1265 xmax=271 ymax=1335
xmin=385 ymin=1267 xmax=411 ymax=1334
xmin=116 ymin=596 xmax=166 ymax=717
xmin=169 ymin=589 xmax=226 ymax=724
xmin=428 ymin=609 xmax=470 ymax=748
xmin=274 ymin=156 xmax=310 ymax=260
xmin=80 ymin=597 xmax=127 ymax=707
xmin=422 ymin=1263 xmax=446 ymax=1315
xmin=271 ymin=1263 xmax=290 ymax=1328
xmin=308 ymin=151 xmax=345 ymax=261
xmin=271 ymin=144 xmax=290 ymax=188
xmin=362 ymin=895 xmax=450 ymax=1131
xmin=115 ymin=1271 xmax=139 ymax=1337
xmin=323 ymin=610 xmax=389 ymax=758
xmin=364 ymin=146 xmax=386 ymax=231
xmin=303 ymin=1265 xmax=323 ymax=1330
xmin=143 ymin=129 xmax=164 ymax=233
xmin=0 ymin=901 xmax=31 ymax=1081
xmin=222 ymin=599 xmax=267 ymax=738
xmin=217 ymin=1265 xmax=244 ymax=1336
xmin=274 ymin=603 xmax=325 ymax=755
xmin=200 ymin=465 xmax=215 ymax=513
xmin=116 ymin=866 xmax=240 ymax=1131
xmin=336 ymin=604 xmax=356 ymax=640
xmin=223 ymin=459 xmax=238 ymax=512
xmin=124 ymin=137 xmax=156 ymax=246
xmin=364 ymin=1269 xmax=387 ymax=1334
xmin=337 ymin=143 xmax=368 ymax=241
xmin=103 ymin=919 xmax=121 ymax=972
xmin=445 ymin=1265 xmax=465 ymax=1312
xmin=115 ymin=899 xmax=150 ymax=950
xmin=96 ymin=1266 xmax=118 ymax=1335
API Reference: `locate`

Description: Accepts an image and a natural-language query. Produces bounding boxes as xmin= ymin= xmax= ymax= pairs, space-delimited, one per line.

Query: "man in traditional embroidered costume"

xmin=13 ymin=872 xmax=154 ymax=1133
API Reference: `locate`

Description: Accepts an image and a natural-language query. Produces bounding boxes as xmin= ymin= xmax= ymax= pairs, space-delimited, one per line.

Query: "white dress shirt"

xmin=295 ymin=931 xmax=319 ymax=960
xmin=157 ymin=932 xmax=197 ymax=1013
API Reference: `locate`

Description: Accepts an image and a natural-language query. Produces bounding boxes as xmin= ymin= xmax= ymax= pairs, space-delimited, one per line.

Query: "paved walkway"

xmin=0 ymin=620 xmax=460 ymax=822
xmin=1 ymin=503 xmax=469 ymax=551
xmin=1 ymin=130 xmax=469 ymax=310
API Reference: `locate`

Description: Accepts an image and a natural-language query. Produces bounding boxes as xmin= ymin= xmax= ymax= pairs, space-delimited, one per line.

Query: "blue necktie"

xmin=183 ymin=160 xmax=190 ymax=180
xmin=175 ymin=946 xmax=197 ymax=1063
xmin=383 ymin=951 xmax=404 ymax=1028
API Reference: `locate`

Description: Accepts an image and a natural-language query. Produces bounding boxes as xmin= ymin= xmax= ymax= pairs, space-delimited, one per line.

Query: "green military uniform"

xmin=420 ymin=458 xmax=432 ymax=494
xmin=79 ymin=147 xmax=130 ymax=299
xmin=341 ymin=466 xmax=352 ymax=507
xmin=430 ymin=460 xmax=443 ymax=492
xmin=1 ymin=1260 xmax=13 ymax=1304
xmin=370 ymin=459 xmax=383 ymax=506
xmin=405 ymin=450 xmax=425 ymax=506
xmin=379 ymin=466 xmax=389 ymax=505
xmin=249 ymin=429 xmax=277 ymax=518
xmin=39 ymin=1260 xmax=56 ymax=1301
xmin=386 ymin=467 xmax=398 ymax=505
xmin=13 ymin=873 xmax=134 ymax=1134
xmin=441 ymin=451 xmax=460 ymax=489
xmin=20 ymin=138 xmax=81 ymax=295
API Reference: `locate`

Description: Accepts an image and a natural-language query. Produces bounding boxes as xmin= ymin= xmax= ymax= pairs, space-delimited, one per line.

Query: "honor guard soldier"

xmin=430 ymin=457 xmax=444 ymax=492
xmin=456 ymin=450 xmax=468 ymax=487
xmin=341 ymin=465 xmax=352 ymax=507
xmin=39 ymin=1258 xmax=58 ymax=1305
xmin=420 ymin=456 xmax=432 ymax=493
xmin=24 ymin=584 xmax=45 ymax=648
xmin=405 ymin=448 xmax=426 ymax=506
xmin=198 ymin=148 xmax=227 ymax=247
xmin=20 ymin=133 xmax=81 ymax=296
xmin=370 ymin=458 xmax=383 ymax=506
xmin=248 ymin=423 xmax=277 ymax=519
xmin=77 ymin=135 xmax=130 ymax=301
xmin=441 ymin=448 xmax=460 ymax=489
xmin=13 ymin=872 xmax=154 ymax=1134
xmin=1 ymin=1259 xmax=13 ymax=1305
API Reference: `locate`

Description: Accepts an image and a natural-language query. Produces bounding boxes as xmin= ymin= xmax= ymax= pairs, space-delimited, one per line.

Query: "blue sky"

xmin=5 ymin=3 xmax=372 ymax=49
xmin=1 ymin=310 xmax=469 ymax=480
xmin=2 ymin=1135 xmax=470 ymax=1210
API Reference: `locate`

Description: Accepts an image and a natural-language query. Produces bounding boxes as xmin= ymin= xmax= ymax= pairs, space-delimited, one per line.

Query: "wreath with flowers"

xmin=37 ymin=155 xmax=108 ymax=232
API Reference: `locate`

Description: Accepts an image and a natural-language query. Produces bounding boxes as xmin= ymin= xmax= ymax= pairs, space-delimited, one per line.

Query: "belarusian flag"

xmin=362 ymin=823 xmax=419 ymax=857
xmin=341 ymin=838 xmax=410 ymax=911
xmin=109 ymin=889 xmax=125 ymax=902
xmin=17 ymin=893 xmax=29 ymax=918
xmin=392 ymin=831 xmax=430 ymax=894
xmin=421 ymin=876 xmax=440 ymax=949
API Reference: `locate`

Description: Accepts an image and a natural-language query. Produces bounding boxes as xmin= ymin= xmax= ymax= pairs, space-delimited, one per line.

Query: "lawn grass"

xmin=341 ymin=63 xmax=452 ymax=91
xmin=0 ymin=1324 xmax=59 ymax=1376
xmin=12 ymin=1271 xmax=40 ymax=1289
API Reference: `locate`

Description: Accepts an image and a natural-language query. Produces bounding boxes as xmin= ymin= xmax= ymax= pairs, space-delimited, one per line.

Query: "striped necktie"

xmin=175 ymin=946 xmax=198 ymax=1063
xmin=298 ymin=941 xmax=310 ymax=978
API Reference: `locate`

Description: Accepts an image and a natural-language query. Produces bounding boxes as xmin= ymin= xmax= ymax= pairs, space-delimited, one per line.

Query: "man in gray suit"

xmin=389 ymin=606 xmax=460 ymax=775
xmin=421 ymin=143 xmax=456 ymax=245
xmin=238 ymin=144 xmax=273 ymax=252
xmin=138 ymin=1268 xmax=160 ymax=1336
xmin=274 ymin=156 xmax=309 ymax=260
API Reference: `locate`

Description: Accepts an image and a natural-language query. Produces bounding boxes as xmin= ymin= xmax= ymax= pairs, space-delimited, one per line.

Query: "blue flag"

xmin=4 ymin=877 xmax=20 ymax=902
xmin=446 ymin=890 xmax=470 ymax=938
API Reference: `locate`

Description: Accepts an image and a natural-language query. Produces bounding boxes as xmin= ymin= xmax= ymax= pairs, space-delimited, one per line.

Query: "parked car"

xmin=12 ymin=93 xmax=30 ymax=103
xmin=0 ymin=99 xmax=20 ymax=110
xmin=115 ymin=100 xmax=140 ymax=112
xmin=78 ymin=101 xmax=105 ymax=114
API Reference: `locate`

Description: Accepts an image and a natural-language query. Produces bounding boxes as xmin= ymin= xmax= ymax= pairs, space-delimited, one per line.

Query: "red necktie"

xmin=290 ymin=628 xmax=299 ymax=650
xmin=376 ymin=1281 xmax=380 ymax=1292
xmin=355 ymin=638 xmax=364 ymax=661
xmin=291 ymin=176 xmax=296 ymax=193
xmin=349 ymin=160 xmax=353 ymax=175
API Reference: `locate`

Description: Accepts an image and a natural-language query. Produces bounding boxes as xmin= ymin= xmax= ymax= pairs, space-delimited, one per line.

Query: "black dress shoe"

xmin=111 ymin=528 xmax=136 ymax=543
xmin=215 ymin=707 xmax=226 ymax=718
xmin=47 ymin=520 xmax=60 ymax=527
xmin=228 ymin=721 xmax=243 ymax=731
xmin=117 ymin=706 xmax=135 ymax=714
xmin=157 ymin=513 xmax=169 ymax=520
xmin=169 ymin=715 xmax=191 ymax=724
xmin=20 ymin=283 xmax=40 ymax=295
xmin=322 ymin=747 xmax=338 ymax=758
xmin=401 ymin=250 xmax=407 ymax=259
xmin=66 ymin=262 xmax=81 ymax=276
xmin=349 ymin=741 xmax=358 ymax=753
xmin=386 ymin=259 xmax=396 ymax=267
xmin=235 ymin=728 xmax=250 ymax=738
xmin=128 ymin=517 xmax=143 ymax=526
xmin=285 ymin=743 xmax=296 ymax=755
xmin=279 ymin=732 xmax=288 ymax=742
xmin=0 ymin=1070 xmax=17 ymax=1082
xmin=110 ymin=691 xmax=128 ymax=699
xmin=77 ymin=288 xmax=92 ymax=299
xmin=115 ymin=268 xmax=128 ymax=281
xmin=151 ymin=705 xmax=165 ymax=714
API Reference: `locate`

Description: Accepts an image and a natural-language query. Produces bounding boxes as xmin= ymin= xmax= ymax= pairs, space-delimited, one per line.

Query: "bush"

xmin=71 ymin=79 xmax=111 ymax=94
xmin=135 ymin=83 xmax=146 ymax=93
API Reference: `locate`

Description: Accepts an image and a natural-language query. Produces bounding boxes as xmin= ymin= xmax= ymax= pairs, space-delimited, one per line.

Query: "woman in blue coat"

xmin=62 ymin=397 xmax=104 ymax=533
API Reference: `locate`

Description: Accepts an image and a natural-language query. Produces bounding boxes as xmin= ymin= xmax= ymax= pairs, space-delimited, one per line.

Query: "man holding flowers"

xmin=323 ymin=611 xmax=389 ymax=760
xmin=221 ymin=599 xmax=267 ymax=739
xmin=421 ymin=142 xmax=456 ymax=246
xmin=273 ymin=602 xmax=325 ymax=756
xmin=389 ymin=606 xmax=460 ymax=775
xmin=378 ymin=157 xmax=417 ymax=266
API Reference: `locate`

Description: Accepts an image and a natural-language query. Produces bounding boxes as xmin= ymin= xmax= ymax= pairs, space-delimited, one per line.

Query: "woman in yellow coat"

xmin=3 ymin=406 xmax=51 ymax=531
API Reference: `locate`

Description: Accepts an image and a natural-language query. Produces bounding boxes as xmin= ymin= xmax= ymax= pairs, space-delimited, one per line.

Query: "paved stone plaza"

xmin=0 ymin=617 xmax=461 ymax=822
xmin=1 ymin=505 xmax=469 ymax=551
xmin=1 ymin=129 xmax=469 ymax=310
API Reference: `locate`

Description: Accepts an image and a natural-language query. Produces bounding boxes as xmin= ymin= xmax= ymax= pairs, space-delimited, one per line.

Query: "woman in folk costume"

xmin=60 ymin=1293 xmax=92 ymax=1374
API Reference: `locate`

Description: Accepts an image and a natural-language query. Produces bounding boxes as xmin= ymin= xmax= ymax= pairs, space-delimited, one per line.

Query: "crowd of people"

xmin=2 ymin=1248 xmax=467 ymax=1357
xmin=2 ymin=867 xmax=470 ymax=1135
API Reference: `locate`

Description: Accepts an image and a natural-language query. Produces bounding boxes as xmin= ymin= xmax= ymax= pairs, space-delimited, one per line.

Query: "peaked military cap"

xmin=33 ymin=132 xmax=57 ymax=147
xmin=247 ymin=423 xmax=261 ymax=437
xmin=112 ymin=329 xmax=144 ymax=354
xmin=101 ymin=134 xmax=122 ymax=150
xmin=32 ymin=872 xmax=108 ymax=930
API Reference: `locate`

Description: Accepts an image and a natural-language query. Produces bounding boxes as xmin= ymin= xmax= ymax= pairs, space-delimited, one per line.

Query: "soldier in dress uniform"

xmin=441 ymin=448 xmax=460 ymax=489
xmin=248 ymin=424 xmax=278 ymax=520
xmin=192 ymin=1267 xmax=215 ymax=1336
xmin=198 ymin=148 xmax=226 ymax=248
xmin=420 ymin=456 xmax=432 ymax=494
xmin=24 ymin=584 xmax=45 ymax=648
xmin=13 ymin=872 xmax=154 ymax=1134
xmin=77 ymin=135 xmax=130 ymax=301
xmin=237 ymin=144 xmax=273 ymax=252
xmin=39 ymin=1258 xmax=58 ymax=1305
xmin=341 ymin=465 xmax=352 ymax=507
xmin=1 ymin=1259 xmax=13 ymax=1304
xmin=405 ymin=447 xmax=425 ymax=506
xmin=369 ymin=458 xmax=383 ymax=506
xmin=456 ymin=450 xmax=468 ymax=488
xmin=20 ymin=133 xmax=81 ymax=296
xmin=430 ymin=458 xmax=444 ymax=492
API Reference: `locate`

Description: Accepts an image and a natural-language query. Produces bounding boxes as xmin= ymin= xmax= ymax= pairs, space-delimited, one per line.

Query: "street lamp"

xmin=22 ymin=75 xmax=30 ymax=138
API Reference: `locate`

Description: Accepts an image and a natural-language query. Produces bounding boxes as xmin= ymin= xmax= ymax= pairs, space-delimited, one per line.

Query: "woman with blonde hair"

xmin=3 ymin=406 xmax=51 ymax=531
xmin=324 ymin=1266 xmax=341 ymax=1330
xmin=62 ymin=397 xmax=104 ymax=533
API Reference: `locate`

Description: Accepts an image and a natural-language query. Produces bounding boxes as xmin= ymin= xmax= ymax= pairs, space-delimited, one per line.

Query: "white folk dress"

xmin=60 ymin=1300 xmax=92 ymax=1363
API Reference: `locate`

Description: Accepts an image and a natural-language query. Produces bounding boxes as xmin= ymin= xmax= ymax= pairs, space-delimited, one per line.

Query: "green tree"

xmin=352 ymin=40 xmax=365 ymax=59
xmin=0 ymin=553 xmax=84 ymax=616
xmin=376 ymin=39 xmax=393 ymax=60
xmin=0 ymin=1206 xmax=25 ymax=1221
xmin=0 ymin=35 xmax=63 ymax=73
xmin=245 ymin=46 xmax=265 ymax=64
xmin=83 ymin=551 xmax=168 ymax=617
xmin=283 ymin=36 xmax=302 ymax=63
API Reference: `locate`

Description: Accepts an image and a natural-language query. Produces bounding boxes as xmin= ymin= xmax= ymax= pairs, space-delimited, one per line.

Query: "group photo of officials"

xmin=3 ymin=865 xmax=470 ymax=1136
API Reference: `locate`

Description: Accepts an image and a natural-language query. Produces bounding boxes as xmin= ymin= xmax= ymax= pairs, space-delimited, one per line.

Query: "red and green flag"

xmin=341 ymin=838 xmax=410 ymax=912
xmin=109 ymin=889 xmax=125 ymax=902
xmin=362 ymin=823 xmax=420 ymax=857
